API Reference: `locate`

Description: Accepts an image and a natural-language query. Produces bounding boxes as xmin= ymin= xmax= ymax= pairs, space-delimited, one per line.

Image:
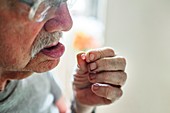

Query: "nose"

xmin=44 ymin=2 xmax=73 ymax=32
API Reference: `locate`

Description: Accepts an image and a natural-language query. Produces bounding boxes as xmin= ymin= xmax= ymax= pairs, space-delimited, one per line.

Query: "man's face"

xmin=0 ymin=1 xmax=73 ymax=73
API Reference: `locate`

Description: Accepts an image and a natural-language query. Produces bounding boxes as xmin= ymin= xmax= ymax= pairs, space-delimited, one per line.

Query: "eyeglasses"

xmin=20 ymin=0 xmax=76 ymax=22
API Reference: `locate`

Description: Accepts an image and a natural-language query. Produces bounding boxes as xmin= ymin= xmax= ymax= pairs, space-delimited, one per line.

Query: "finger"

xmin=73 ymin=73 xmax=91 ymax=89
xmin=85 ymin=47 xmax=116 ymax=63
xmin=88 ymin=71 xmax=127 ymax=86
xmin=91 ymin=83 xmax=123 ymax=101
xmin=88 ymin=56 xmax=126 ymax=73
xmin=75 ymin=88 xmax=112 ymax=105
xmin=76 ymin=52 xmax=88 ymax=74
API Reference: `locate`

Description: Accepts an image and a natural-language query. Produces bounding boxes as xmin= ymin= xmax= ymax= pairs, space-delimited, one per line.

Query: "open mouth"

xmin=41 ymin=42 xmax=65 ymax=58
xmin=44 ymin=45 xmax=58 ymax=51
xmin=44 ymin=41 xmax=59 ymax=50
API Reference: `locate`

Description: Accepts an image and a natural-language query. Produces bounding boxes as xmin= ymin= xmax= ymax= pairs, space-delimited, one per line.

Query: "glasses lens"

xmin=29 ymin=0 xmax=74 ymax=22
xmin=29 ymin=0 xmax=51 ymax=22
xmin=34 ymin=1 xmax=51 ymax=22
xmin=67 ymin=0 xmax=77 ymax=8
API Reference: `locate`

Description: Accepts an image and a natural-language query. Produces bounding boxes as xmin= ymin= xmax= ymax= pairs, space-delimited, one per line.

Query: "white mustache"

xmin=31 ymin=29 xmax=62 ymax=58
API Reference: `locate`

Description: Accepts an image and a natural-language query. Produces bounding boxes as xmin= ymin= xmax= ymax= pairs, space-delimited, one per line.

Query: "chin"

xmin=36 ymin=59 xmax=60 ymax=73
xmin=24 ymin=59 xmax=60 ymax=73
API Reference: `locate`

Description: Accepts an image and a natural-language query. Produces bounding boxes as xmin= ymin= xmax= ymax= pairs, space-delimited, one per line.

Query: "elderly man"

xmin=0 ymin=0 xmax=127 ymax=113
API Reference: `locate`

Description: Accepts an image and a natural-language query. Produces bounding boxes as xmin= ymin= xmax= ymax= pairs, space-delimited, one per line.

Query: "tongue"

xmin=41 ymin=42 xmax=65 ymax=58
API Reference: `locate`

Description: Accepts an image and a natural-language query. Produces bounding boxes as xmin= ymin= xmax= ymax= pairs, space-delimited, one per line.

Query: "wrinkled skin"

xmin=0 ymin=1 xmax=127 ymax=113
xmin=73 ymin=48 xmax=127 ymax=112
xmin=0 ymin=1 xmax=72 ymax=80
xmin=0 ymin=1 xmax=73 ymax=112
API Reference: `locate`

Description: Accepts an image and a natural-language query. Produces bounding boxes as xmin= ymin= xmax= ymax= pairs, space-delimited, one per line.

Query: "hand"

xmin=73 ymin=47 xmax=127 ymax=109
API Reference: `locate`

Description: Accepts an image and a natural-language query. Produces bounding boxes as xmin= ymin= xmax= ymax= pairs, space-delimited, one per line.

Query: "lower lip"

xmin=41 ymin=42 xmax=65 ymax=58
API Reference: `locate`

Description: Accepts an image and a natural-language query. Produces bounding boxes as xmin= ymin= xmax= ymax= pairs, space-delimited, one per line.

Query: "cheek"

xmin=0 ymin=26 xmax=40 ymax=70
xmin=0 ymin=42 xmax=30 ymax=70
xmin=0 ymin=10 xmax=44 ymax=70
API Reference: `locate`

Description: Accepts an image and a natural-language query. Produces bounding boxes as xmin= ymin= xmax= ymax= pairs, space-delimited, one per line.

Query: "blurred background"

xmin=50 ymin=0 xmax=170 ymax=113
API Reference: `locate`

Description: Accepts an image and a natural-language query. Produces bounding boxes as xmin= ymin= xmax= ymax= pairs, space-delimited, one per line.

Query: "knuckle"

xmin=118 ymin=57 xmax=126 ymax=70
xmin=117 ymin=57 xmax=126 ymax=63
xmin=98 ymin=49 xmax=105 ymax=58
xmin=121 ymin=57 xmax=127 ymax=67
xmin=107 ymin=48 xmax=115 ymax=56
xmin=112 ymin=88 xmax=123 ymax=101
xmin=102 ymin=47 xmax=115 ymax=57
xmin=113 ymin=57 xmax=126 ymax=70
xmin=119 ymin=72 xmax=127 ymax=86
xmin=118 ymin=89 xmax=123 ymax=98
xmin=106 ymin=87 xmax=122 ymax=101
xmin=105 ymin=86 xmax=119 ymax=101
xmin=103 ymin=86 xmax=123 ymax=103
xmin=123 ymin=72 xmax=127 ymax=82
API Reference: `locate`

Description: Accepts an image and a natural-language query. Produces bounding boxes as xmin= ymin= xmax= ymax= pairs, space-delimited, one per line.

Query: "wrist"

xmin=71 ymin=100 xmax=96 ymax=113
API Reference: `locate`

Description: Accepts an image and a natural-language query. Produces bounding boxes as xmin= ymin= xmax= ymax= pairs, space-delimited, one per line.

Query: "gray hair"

xmin=31 ymin=29 xmax=62 ymax=58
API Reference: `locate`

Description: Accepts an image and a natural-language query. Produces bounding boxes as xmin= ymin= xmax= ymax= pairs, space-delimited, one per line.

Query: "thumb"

xmin=76 ymin=52 xmax=88 ymax=74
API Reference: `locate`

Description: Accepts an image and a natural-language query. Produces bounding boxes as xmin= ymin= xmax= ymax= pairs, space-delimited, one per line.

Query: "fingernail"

xmin=90 ymin=54 xmax=95 ymax=61
xmin=81 ymin=54 xmax=86 ymax=60
xmin=89 ymin=74 xmax=96 ymax=80
xmin=90 ymin=62 xmax=97 ymax=70
xmin=93 ymin=84 xmax=100 ymax=90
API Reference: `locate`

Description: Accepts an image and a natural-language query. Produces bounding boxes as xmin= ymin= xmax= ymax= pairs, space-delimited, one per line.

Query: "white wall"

xmin=97 ymin=0 xmax=170 ymax=113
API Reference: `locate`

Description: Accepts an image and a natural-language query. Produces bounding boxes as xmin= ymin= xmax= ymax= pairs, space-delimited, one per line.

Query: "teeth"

xmin=45 ymin=31 xmax=62 ymax=48
xmin=51 ymin=41 xmax=58 ymax=46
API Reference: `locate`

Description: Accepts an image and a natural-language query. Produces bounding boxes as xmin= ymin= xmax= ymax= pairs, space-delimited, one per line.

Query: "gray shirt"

xmin=0 ymin=72 xmax=62 ymax=113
